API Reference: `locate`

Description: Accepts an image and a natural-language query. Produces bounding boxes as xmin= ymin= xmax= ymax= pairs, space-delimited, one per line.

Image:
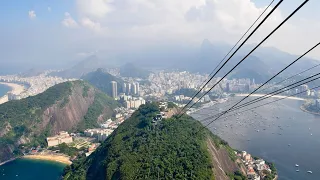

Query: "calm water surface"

xmin=193 ymin=97 xmax=320 ymax=180
xmin=0 ymin=84 xmax=11 ymax=97
xmin=1 ymin=159 xmax=65 ymax=180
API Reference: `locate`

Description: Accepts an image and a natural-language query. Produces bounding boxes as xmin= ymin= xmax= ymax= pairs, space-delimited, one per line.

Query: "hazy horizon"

xmin=1 ymin=0 xmax=320 ymax=73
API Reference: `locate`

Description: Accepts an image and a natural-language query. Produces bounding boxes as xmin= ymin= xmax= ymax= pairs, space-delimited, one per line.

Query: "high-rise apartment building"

xmin=136 ymin=82 xmax=140 ymax=94
xmin=110 ymin=81 xmax=118 ymax=98
xmin=127 ymin=83 xmax=131 ymax=95
xmin=132 ymin=83 xmax=137 ymax=95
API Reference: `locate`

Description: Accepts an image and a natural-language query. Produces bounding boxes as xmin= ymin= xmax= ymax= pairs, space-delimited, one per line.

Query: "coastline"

xmin=23 ymin=154 xmax=72 ymax=165
xmin=236 ymin=93 xmax=305 ymax=101
xmin=300 ymin=104 xmax=320 ymax=116
xmin=0 ymin=158 xmax=16 ymax=166
xmin=0 ymin=82 xmax=25 ymax=104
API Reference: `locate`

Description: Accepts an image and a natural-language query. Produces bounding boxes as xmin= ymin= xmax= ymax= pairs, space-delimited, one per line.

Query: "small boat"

xmin=296 ymin=170 xmax=300 ymax=172
xmin=311 ymin=133 xmax=313 ymax=136
xmin=295 ymin=164 xmax=299 ymax=167
xmin=307 ymin=171 xmax=312 ymax=174
xmin=288 ymin=144 xmax=291 ymax=146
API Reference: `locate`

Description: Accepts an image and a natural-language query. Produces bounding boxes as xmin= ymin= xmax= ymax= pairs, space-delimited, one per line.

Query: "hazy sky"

xmin=1 ymin=0 xmax=319 ymax=68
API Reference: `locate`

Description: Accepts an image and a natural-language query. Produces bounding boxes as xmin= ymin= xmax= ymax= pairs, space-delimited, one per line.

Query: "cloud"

xmin=48 ymin=7 xmax=51 ymax=12
xmin=17 ymin=0 xmax=320 ymax=60
xmin=80 ymin=17 xmax=103 ymax=32
xmin=76 ymin=0 xmax=114 ymax=18
xmin=76 ymin=50 xmax=99 ymax=57
xmin=62 ymin=12 xmax=78 ymax=28
xmin=28 ymin=10 xmax=36 ymax=19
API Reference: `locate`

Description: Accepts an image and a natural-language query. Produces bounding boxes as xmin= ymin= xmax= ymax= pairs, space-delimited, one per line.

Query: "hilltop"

xmin=50 ymin=55 xmax=109 ymax=78
xmin=82 ymin=68 xmax=124 ymax=95
xmin=120 ymin=63 xmax=150 ymax=79
xmin=0 ymin=80 xmax=119 ymax=163
xmin=63 ymin=103 xmax=244 ymax=180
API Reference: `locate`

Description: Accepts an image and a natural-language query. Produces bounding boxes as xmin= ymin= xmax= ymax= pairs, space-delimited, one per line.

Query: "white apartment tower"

xmin=110 ymin=81 xmax=118 ymax=98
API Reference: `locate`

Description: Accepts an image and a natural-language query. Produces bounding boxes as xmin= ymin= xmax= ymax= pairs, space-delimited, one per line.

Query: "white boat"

xmin=307 ymin=171 xmax=312 ymax=174
xmin=295 ymin=164 xmax=299 ymax=167
xmin=311 ymin=133 xmax=313 ymax=136
xmin=296 ymin=170 xmax=300 ymax=172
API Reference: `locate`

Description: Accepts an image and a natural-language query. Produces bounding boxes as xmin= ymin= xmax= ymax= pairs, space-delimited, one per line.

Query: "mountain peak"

xmin=201 ymin=38 xmax=213 ymax=47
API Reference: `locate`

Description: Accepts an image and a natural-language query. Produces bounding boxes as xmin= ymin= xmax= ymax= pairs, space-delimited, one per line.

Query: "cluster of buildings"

xmin=0 ymin=73 xmax=75 ymax=100
xmin=84 ymin=107 xmax=134 ymax=142
xmin=141 ymin=71 xmax=258 ymax=100
xmin=224 ymin=78 xmax=255 ymax=93
xmin=110 ymin=81 xmax=140 ymax=99
xmin=294 ymin=84 xmax=318 ymax=97
xmin=237 ymin=151 xmax=273 ymax=180
xmin=86 ymin=143 xmax=100 ymax=157
xmin=119 ymin=94 xmax=146 ymax=109
xmin=122 ymin=82 xmax=140 ymax=95
xmin=84 ymin=128 xmax=114 ymax=142
xmin=172 ymin=94 xmax=211 ymax=103
xmin=46 ymin=131 xmax=73 ymax=147
xmin=144 ymin=71 xmax=208 ymax=97
xmin=110 ymin=80 xmax=146 ymax=109
xmin=84 ymin=118 xmax=123 ymax=142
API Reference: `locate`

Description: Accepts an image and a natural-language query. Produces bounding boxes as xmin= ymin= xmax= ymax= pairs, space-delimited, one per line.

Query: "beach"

xmin=23 ymin=154 xmax=72 ymax=165
xmin=236 ymin=93 xmax=305 ymax=101
xmin=0 ymin=82 xmax=25 ymax=104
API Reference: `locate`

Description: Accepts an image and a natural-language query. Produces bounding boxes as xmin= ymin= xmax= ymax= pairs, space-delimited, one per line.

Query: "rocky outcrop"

xmin=41 ymin=86 xmax=95 ymax=135
xmin=207 ymin=138 xmax=238 ymax=180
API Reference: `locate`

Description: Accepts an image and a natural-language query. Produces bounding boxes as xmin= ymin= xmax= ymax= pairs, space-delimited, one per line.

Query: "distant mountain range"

xmin=0 ymin=81 xmax=119 ymax=163
xmin=19 ymin=68 xmax=44 ymax=77
xmin=119 ymin=63 xmax=150 ymax=79
xmin=49 ymin=55 xmax=109 ymax=79
xmin=47 ymin=39 xmax=319 ymax=83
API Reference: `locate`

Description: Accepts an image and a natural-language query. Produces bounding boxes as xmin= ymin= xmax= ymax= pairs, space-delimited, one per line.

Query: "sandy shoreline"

xmin=0 ymin=82 xmax=25 ymax=104
xmin=236 ymin=93 xmax=305 ymax=101
xmin=23 ymin=154 xmax=72 ymax=165
xmin=0 ymin=158 xmax=16 ymax=166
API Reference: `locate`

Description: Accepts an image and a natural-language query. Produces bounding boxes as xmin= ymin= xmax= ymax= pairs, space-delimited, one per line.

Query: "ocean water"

xmin=0 ymin=84 xmax=11 ymax=97
xmin=193 ymin=97 xmax=320 ymax=180
xmin=0 ymin=159 xmax=66 ymax=180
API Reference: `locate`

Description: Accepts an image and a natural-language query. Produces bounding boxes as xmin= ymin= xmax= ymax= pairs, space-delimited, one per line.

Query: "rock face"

xmin=0 ymin=80 xmax=118 ymax=163
xmin=41 ymin=86 xmax=95 ymax=135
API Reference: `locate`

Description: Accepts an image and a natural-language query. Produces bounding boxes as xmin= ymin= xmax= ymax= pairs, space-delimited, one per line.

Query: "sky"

xmin=0 ymin=0 xmax=320 ymax=70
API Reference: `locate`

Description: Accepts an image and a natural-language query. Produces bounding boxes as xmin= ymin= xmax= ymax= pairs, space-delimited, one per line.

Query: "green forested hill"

xmin=0 ymin=80 xmax=119 ymax=162
xmin=63 ymin=103 xmax=239 ymax=180
xmin=82 ymin=68 xmax=124 ymax=95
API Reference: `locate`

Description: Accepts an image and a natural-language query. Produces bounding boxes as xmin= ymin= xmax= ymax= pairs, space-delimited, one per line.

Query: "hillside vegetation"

xmin=82 ymin=68 xmax=124 ymax=95
xmin=63 ymin=103 xmax=240 ymax=180
xmin=0 ymin=80 xmax=119 ymax=162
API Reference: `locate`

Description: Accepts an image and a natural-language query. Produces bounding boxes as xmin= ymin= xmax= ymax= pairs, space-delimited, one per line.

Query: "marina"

xmin=193 ymin=97 xmax=320 ymax=180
